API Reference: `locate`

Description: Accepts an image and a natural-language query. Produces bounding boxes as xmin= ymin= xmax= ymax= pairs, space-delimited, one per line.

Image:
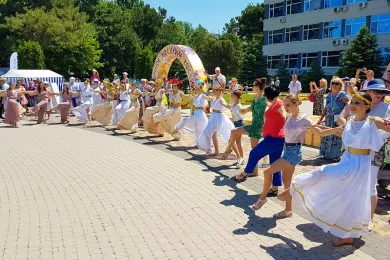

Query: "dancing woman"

xmin=112 ymin=82 xmax=131 ymax=125
xmin=279 ymin=93 xmax=390 ymax=246
xmin=117 ymin=82 xmax=142 ymax=132
xmin=0 ymin=82 xmax=22 ymax=127
xmin=51 ymin=84 xmax=78 ymax=124
xmin=90 ymin=79 xmax=104 ymax=113
xmin=197 ymin=85 xmax=234 ymax=156
xmin=221 ymin=78 xmax=267 ymax=169
xmin=72 ymin=80 xmax=94 ymax=124
xmin=152 ymin=83 xmax=188 ymax=139
xmin=233 ymin=85 xmax=286 ymax=193
xmin=25 ymin=82 xmax=51 ymax=124
xmin=250 ymin=94 xmax=342 ymax=219
xmin=173 ymin=84 xmax=208 ymax=139
xmin=142 ymin=79 xmax=166 ymax=135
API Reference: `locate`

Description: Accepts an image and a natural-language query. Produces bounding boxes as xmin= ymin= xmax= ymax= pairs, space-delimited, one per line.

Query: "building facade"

xmin=263 ymin=0 xmax=390 ymax=76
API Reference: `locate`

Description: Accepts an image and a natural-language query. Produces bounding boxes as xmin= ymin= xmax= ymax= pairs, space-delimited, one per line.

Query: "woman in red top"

xmin=233 ymin=85 xmax=286 ymax=189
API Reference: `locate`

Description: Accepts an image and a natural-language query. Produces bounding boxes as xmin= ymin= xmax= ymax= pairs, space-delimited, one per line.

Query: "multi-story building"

xmin=263 ymin=0 xmax=390 ymax=76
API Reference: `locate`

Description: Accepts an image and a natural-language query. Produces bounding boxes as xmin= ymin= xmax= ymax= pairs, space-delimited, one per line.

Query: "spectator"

xmin=275 ymin=77 xmax=280 ymax=87
xmin=112 ymin=74 xmax=120 ymax=85
xmin=26 ymin=81 xmax=37 ymax=112
xmin=356 ymin=68 xmax=374 ymax=90
xmin=288 ymin=74 xmax=302 ymax=96
xmin=69 ymin=77 xmax=81 ymax=108
xmin=206 ymin=67 xmax=226 ymax=90
xmin=32 ymin=77 xmax=40 ymax=88
xmin=121 ymin=72 xmax=129 ymax=84
xmin=317 ymin=77 xmax=348 ymax=161
xmin=162 ymin=78 xmax=172 ymax=107
xmin=228 ymin=78 xmax=243 ymax=93
xmin=341 ymin=77 xmax=350 ymax=92
xmin=346 ymin=78 xmax=358 ymax=99
xmin=310 ymin=78 xmax=327 ymax=115
xmin=0 ymin=77 xmax=9 ymax=118
xmin=91 ymin=69 xmax=100 ymax=82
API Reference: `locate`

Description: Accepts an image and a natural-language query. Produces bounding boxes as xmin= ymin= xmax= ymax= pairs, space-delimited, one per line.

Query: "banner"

xmin=10 ymin=52 xmax=18 ymax=70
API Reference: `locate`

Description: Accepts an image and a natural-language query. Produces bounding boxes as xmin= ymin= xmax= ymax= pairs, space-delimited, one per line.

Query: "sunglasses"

xmin=372 ymin=90 xmax=387 ymax=95
xmin=331 ymin=82 xmax=341 ymax=86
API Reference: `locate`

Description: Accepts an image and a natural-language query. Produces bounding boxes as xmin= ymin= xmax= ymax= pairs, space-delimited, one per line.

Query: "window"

xmin=287 ymin=0 xmax=301 ymax=15
xmin=267 ymin=55 xmax=281 ymax=69
xmin=321 ymin=51 xmax=340 ymax=67
xmin=345 ymin=17 xmax=366 ymax=36
xmin=302 ymin=53 xmax=318 ymax=68
xmin=269 ymin=3 xmax=284 ymax=18
xmin=303 ymin=24 xmax=320 ymax=40
xmin=371 ymin=14 xmax=390 ymax=34
xmin=324 ymin=0 xmax=343 ymax=8
xmin=285 ymin=26 xmax=300 ymax=42
xmin=304 ymin=0 xmax=321 ymax=12
xmin=268 ymin=29 xmax=283 ymax=44
xmin=380 ymin=48 xmax=390 ymax=66
xmin=347 ymin=0 xmax=367 ymax=3
xmin=285 ymin=54 xmax=299 ymax=68
xmin=323 ymin=20 xmax=342 ymax=38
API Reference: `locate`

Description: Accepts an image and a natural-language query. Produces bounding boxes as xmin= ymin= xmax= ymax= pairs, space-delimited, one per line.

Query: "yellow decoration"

xmin=352 ymin=94 xmax=372 ymax=105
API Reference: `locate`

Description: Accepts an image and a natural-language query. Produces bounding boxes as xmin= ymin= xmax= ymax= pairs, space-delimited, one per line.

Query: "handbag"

xmin=308 ymin=93 xmax=315 ymax=102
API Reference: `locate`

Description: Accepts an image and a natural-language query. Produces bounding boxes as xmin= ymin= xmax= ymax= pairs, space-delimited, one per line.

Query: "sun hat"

xmin=360 ymin=79 xmax=390 ymax=93
xmin=341 ymin=77 xmax=350 ymax=81
xmin=113 ymin=74 xmax=119 ymax=78
xmin=43 ymin=81 xmax=49 ymax=84
xmin=93 ymin=78 xmax=99 ymax=82
xmin=122 ymin=72 xmax=128 ymax=75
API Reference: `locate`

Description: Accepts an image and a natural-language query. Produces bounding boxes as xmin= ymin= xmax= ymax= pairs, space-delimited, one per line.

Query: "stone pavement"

xmin=0 ymin=117 xmax=389 ymax=260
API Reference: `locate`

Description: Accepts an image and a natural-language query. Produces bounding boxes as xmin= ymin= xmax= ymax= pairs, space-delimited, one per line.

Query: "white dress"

xmin=91 ymin=85 xmax=103 ymax=112
xmin=117 ymin=90 xmax=140 ymax=131
xmin=196 ymin=98 xmax=234 ymax=153
xmin=153 ymin=92 xmax=183 ymax=138
xmin=291 ymin=117 xmax=384 ymax=239
xmin=143 ymin=89 xmax=166 ymax=134
xmin=176 ymin=94 xmax=208 ymax=138
xmin=73 ymin=87 xmax=93 ymax=122
xmin=113 ymin=91 xmax=130 ymax=125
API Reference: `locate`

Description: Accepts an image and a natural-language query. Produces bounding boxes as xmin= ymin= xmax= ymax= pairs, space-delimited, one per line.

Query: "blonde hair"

xmin=320 ymin=78 xmax=327 ymax=87
xmin=284 ymin=94 xmax=302 ymax=105
xmin=231 ymin=77 xmax=238 ymax=82
xmin=331 ymin=76 xmax=344 ymax=90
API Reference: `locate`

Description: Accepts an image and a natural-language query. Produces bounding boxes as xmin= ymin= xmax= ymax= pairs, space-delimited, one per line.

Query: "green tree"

xmin=7 ymin=6 xmax=102 ymax=76
xmin=130 ymin=4 xmax=164 ymax=44
xmin=302 ymin=61 xmax=325 ymax=93
xmin=337 ymin=26 xmax=383 ymax=77
xmin=151 ymin=21 xmax=188 ymax=52
xmin=275 ymin=62 xmax=291 ymax=92
xmin=238 ymin=34 xmax=268 ymax=84
xmin=17 ymin=41 xmax=45 ymax=69
xmin=134 ymin=45 xmax=155 ymax=79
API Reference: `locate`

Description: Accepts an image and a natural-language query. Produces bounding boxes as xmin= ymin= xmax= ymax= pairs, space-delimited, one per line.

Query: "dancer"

xmin=233 ymin=84 xmax=286 ymax=196
xmin=15 ymin=82 xmax=28 ymax=116
xmin=117 ymin=82 xmax=141 ymax=132
xmin=197 ymin=85 xmax=234 ymax=156
xmin=51 ymin=84 xmax=77 ymax=124
xmin=221 ymin=78 xmax=267 ymax=169
xmin=90 ymin=79 xmax=103 ymax=113
xmin=142 ymin=79 xmax=166 ymax=135
xmin=250 ymin=94 xmax=342 ymax=219
xmin=92 ymin=80 xmax=119 ymax=126
xmin=173 ymin=84 xmax=208 ymax=139
xmin=0 ymin=82 xmax=22 ymax=127
xmin=25 ymin=82 xmax=51 ymax=124
xmin=72 ymin=80 xmax=93 ymax=124
xmin=112 ymin=82 xmax=131 ymax=126
xmin=279 ymin=93 xmax=390 ymax=246
xmin=152 ymin=83 xmax=187 ymax=139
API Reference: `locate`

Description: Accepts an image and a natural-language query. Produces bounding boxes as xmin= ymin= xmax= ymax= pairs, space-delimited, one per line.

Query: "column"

xmin=264 ymin=31 xmax=269 ymax=45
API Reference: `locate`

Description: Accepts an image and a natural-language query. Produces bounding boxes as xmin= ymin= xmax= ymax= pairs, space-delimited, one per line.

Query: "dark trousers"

xmin=71 ymin=97 xmax=78 ymax=108
xmin=0 ymin=104 xmax=3 ymax=118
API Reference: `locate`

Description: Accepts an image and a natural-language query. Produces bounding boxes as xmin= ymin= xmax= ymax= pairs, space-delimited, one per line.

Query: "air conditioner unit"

xmin=280 ymin=18 xmax=286 ymax=23
xmin=333 ymin=7 xmax=341 ymax=13
xmin=341 ymin=39 xmax=348 ymax=45
xmin=340 ymin=6 xmax=348 ymax=12
xmin=333 ymin=39 xmax=340 ymax=46
xmin=359 ymin=2 xmax=368 ymax=8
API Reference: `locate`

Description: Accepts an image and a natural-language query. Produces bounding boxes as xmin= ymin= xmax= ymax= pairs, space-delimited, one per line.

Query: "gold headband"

xmin=353 ymin=94 xmax=372 ymax=105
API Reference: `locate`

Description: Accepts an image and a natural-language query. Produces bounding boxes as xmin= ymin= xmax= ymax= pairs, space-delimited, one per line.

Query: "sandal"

xmin=206 ymin=152 xmax=220 ymax=157
xmin=248 ymin=172 xmax=259 ymax=177
xmin=273 ymin=211 xmax=293 ymax=220
xmin=232 ymin=172 xmax=248 ymax=182
xmin=220 ymin=149 xmax=233 ymax=160
xmin=267 ymin=188 xmax=278 ymax=197
xmin=251 ymin=198 xmax=267 ymax=211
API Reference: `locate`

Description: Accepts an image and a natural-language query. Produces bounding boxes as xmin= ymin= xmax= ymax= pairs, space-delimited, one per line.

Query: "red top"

xmin=262 ymin=99 xmax=285 ymax=138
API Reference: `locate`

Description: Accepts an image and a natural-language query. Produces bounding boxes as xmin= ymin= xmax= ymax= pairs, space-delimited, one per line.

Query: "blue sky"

xmin=144 ymin=0 xmax=263 ymax=33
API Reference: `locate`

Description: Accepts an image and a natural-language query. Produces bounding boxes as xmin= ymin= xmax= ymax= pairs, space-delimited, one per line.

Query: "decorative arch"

xmin=152 ymin=45 xmax=207 ymax=91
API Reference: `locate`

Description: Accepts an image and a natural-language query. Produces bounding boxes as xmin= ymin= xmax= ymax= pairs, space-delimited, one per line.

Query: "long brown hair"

xmin=38 ymin=83 xmax=46 ymax=93
xmin=62 ymin=84 xmax=70 ymax=95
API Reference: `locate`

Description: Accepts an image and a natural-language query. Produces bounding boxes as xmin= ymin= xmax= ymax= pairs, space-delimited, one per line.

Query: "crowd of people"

xmin=1 ymin=65 xmax=390 ymax=247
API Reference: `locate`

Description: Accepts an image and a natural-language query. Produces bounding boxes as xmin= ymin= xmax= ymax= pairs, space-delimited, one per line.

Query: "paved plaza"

xmin=1 ymin=110 xmax=390 ymax=259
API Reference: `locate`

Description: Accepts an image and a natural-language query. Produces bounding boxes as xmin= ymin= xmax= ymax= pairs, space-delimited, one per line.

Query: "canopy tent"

xmin=1 ymin=70 xmax=64 ymax=90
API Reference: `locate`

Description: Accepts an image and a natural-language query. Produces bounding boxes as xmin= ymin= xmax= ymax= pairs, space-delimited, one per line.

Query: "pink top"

xmin=285 ymin=114 xmax=313 ymax=143
xmin=7 ymin=89 xmax=18 ymax=99
xmin=262 ymin=99 xmax=285 ymax=138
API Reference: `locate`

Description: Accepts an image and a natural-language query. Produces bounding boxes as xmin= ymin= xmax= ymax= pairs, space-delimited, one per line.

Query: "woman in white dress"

xmin=72 ymin=80 xmax=94 ymax=124
xmin=142 ymin=79 xmax=166 ymax=135
xmin=172 ymin=84 xmax=208 ymax=140
xmin=278 ymin=93 xmax=390 ymax=246
xmin=90 ymin=79 xmax=103 ymax=113
xmin=152 ymin=84 xmax=187 ymax=140
xmin=117 ymin=82 xmax=141 ymax=132
xmin=112 ymin=83 xmax=131 ymax=125
xmin=197 ymin=85 xmax=234 ymax=156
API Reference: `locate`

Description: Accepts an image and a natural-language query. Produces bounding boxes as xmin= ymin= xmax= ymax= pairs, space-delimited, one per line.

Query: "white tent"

xmin=1 ymin=70 xmax=64 ymax=90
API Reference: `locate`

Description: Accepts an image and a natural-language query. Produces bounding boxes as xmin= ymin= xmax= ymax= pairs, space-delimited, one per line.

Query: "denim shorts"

xmin=234 ymin=120 xmax=245 ymax=128
xmin=282 ymin=144 xmax=302 ymax=166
